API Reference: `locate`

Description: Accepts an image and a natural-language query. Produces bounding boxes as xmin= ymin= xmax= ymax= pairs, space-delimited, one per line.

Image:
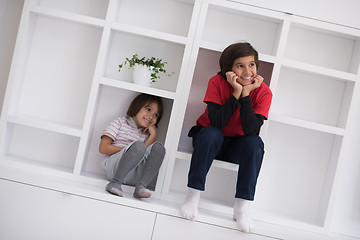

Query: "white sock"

xmin=180 ymin=188 xmax=200 ymax=221
xmin=233 ymin=198 xmax=251 ymax=233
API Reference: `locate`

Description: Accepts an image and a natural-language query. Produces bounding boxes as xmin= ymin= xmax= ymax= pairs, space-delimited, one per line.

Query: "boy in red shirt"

xmin=180 ymin=42 xmax=272 ymax=233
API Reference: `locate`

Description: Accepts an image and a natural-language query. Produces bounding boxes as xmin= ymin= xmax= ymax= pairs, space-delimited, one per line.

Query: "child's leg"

xmin=180 ymin=126 xmax=223 ymax=220
xmin=133 ymin=142 xmax=165 ymax=198
xmin=221 ymin=135 xmax=264 ymax=232
xmin=106 ymin=141 xmax=147 ymax=197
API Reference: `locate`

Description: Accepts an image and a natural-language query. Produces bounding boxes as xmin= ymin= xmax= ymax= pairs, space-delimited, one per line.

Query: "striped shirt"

xmin=102 ymin=116 xmax=149 ymax=148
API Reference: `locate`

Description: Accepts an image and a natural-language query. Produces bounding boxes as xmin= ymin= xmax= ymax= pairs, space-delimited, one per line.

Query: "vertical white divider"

xmin=0 ymin=0 xmax=31 ymax=156
xmin=322 ymin=59 xmax=360 ymax=229
xmin=160 ymin=0 xmax=208 ymax=197
xmin=72 ymin=0 xmax=115 ymax=176
xmin=154 ymin=0 xmax=204 ymax=197
xmin=259 ymin=15 xmax=291 ymax=142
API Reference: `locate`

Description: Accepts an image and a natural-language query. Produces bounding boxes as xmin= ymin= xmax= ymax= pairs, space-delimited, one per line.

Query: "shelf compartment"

xmin=10 ymin=13 xmax=102 ymax=129
xmin=201 ymin=3 xmax=283 ymax=56
xmin=178 ymin=48 xmax=274 ymax=154
xmin=271 ymin=67 xmax=354 ymax=129
xmin=29 ymin=5 xmax=105 ymax=27
xmin=103 ymin=30 xmax=185 ymax=93
xmin=2 ymin=123 xmax=79 ymax=173
xmin=30 ymin=0 xmax=109 ymax=19
xmin=113 ymin=0 xmax=195 ymax=37
xmin=111 ymin=22 xmax=188 ymax=45
xmin=282 ymin=59 xmax=357 ymax=82
xmin=284 ymin=22 xmax=360 ymax=74
xmin=81 ymin=85 xmax=173 ymax=180
xmin=256 ymin=121 xmax=341 ymax=226
xmin=6 ymin=114 xmax=82 ymax=137
xmin=269 ymin=114 xmax=345 ymax=136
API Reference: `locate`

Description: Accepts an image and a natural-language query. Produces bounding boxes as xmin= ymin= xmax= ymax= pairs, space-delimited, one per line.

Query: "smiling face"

xmin=133 ymin=102 xmax=159 ymax=129
xmin=231 ymin=55 xmax=257 ymax=86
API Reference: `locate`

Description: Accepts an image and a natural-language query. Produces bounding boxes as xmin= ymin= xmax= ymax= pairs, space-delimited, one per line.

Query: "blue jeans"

xmin=187 ymin=126 xmax=264 ymax=200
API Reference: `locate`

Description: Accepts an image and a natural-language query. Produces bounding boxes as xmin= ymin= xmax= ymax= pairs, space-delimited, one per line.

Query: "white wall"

xmin=0 ymin=0 xmax=24 ymax=114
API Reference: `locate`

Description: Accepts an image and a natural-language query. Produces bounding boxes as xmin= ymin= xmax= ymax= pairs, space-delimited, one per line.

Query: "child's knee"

xmin=152 ymin=141 xmax=166 ymax=156
xmin=246 ymin=135 xmax=264 ymax=149
xmin=199 ymin=126 xmax=224 ymax=145
xmin=130 ymin=141 xmax=147 ymax=153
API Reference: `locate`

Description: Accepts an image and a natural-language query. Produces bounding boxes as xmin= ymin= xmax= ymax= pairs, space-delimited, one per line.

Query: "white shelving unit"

xmin=160 ymin=0 xmax=360 ymax=234
xmin=1 ymin=0 xmax=359 ymax=237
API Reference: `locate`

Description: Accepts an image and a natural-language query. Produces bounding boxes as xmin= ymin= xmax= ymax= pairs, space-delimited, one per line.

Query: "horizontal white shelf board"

xmin=111 ymin=22 xmax=188 ymax=45
xmin=0 ymin=156 xmax=74 ymax=175
xmin=6 ymin=114 xmax=83 ymax=137
xmin=291 ymin=15 xmax=360 ymax=38
xmin=176 ymin=151 xmax=238 ymax=171
xmin=100 ymin=77 xmax=176 ymax=100
xmin=199 ymin=41 xmax=228 ymax=52
xmin=282 ymin=59 xmax=357 ymax=82
xmin=29 ymin=5 xmax=105 ymax=27
xmin=199 ymin=41 xmax=276 ymax=63
xmin=208 ymin=0 xmax=286 ymax=21
xmin=269 ymin=113 xmax=346 ymax=136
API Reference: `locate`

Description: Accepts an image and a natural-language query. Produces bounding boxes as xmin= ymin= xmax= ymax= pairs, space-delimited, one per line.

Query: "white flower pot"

xmin=133 ymin=64 xmax=152 ymax=87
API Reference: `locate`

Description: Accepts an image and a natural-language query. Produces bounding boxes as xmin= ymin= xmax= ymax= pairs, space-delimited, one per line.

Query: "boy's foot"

xmin=233 ymin=198 xmax=251 ymax=233
xmin=180 ymin=188 xmax=200 ymax=221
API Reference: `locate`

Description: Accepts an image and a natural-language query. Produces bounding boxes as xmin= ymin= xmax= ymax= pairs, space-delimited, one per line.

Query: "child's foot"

xmin=106 ymin=181 xmax=123 ymax=197
xmin=133 ymin=184 xmax=151 ymax=198
xmin=233 ymin=198 xmax=251 ymax=233
xmin=180 ymin=188 xmax=200 ymax=221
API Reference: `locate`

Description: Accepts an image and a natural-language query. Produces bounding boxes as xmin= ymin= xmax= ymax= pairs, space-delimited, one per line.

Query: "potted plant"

xmin=118 ymin=53 xmax=170 ymax=86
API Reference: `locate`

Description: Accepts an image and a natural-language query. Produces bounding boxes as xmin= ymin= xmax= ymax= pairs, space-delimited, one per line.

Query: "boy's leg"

xmin=220 ymin=135 xmax=264 ymax=232
xmin=233 ymin=135 xmax=264 ymax=201
xmin=106 ymin=141 xmax=147 ymax=197
xmin=181 ymin=126 xmax=224 ymax=220
xmin=134 ymin=142 xmax=165 ymax=198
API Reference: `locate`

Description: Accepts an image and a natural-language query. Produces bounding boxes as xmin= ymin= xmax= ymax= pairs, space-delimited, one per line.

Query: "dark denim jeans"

xmin=187 ymin=126 xmax=264 ymax=200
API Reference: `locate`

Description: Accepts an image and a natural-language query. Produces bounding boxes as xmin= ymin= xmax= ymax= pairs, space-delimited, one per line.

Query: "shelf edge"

xmin=29 ymin=5 xmax=106 ymax=27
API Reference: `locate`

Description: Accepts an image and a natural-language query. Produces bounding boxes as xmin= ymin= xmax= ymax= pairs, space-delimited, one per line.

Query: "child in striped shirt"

xmin=99 ymin=93 xmax=165 ymax=198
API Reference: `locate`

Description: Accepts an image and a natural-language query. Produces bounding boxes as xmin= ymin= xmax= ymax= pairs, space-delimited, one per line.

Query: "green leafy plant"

xmin=119 ymin=53 xmax=170 ymax=83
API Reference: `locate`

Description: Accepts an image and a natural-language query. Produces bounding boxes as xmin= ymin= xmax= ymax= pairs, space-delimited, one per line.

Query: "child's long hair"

xmin=127 ymin=93 xmax=164 ymax=127
xmin=218 ymin=42 xmax=259 ymax=78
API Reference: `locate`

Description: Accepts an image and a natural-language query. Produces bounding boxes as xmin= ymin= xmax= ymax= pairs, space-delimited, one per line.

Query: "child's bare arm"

xmin=144 ymin=125 xmax=157 ymax=146
xmin=99 ymin=135 xmax=123 ymax=155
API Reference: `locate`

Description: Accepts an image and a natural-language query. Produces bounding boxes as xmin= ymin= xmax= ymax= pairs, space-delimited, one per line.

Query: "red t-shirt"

xmin=196 ymin=74 xmax=272 ymax=137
